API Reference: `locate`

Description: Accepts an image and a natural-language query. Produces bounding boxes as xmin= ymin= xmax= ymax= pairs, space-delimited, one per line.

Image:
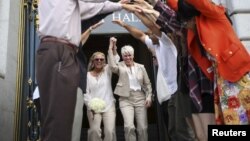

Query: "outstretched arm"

xmin=133 ymin=10 xmax=161 ymax=37
xmin=80 ymin=20 xmax=104 ymax=45
xmin=121 ymin=3 xmax=142 ymax=13
xmin=133 ymin=0 xmax=181 ymax=34
xmin=80 ymin=0 xmax=129 ymax=20
xmin=139 ymin=7 xmax=160 ymax=22
xmin=112 ymin=19 xmax=146 ymax=43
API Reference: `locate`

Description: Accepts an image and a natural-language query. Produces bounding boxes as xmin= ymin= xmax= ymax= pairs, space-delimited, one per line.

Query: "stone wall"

xmin=214 ymin=0 xmax=250 ymax=52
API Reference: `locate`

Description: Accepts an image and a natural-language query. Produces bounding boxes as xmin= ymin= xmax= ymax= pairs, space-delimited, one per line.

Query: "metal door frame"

xmin=15 ymin=0 xmax=40 ymax=141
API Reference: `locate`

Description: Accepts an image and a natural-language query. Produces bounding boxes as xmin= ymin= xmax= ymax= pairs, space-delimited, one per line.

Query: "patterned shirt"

xmin=153 ymin=0 xmax=183 ymax=34
xmin=188 ymin=55 xmax=214 ymax=112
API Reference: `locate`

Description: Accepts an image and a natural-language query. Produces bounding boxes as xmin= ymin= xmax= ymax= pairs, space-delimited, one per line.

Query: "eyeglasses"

xmin=94 ymin=58 xmax=105 ymax=62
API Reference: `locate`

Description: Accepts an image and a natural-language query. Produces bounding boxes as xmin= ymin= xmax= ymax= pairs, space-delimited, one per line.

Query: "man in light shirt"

xmin=112 ymin=6 xmax=195 ymax=140
xmin=36 ymin=0 xmax=136 ymax=140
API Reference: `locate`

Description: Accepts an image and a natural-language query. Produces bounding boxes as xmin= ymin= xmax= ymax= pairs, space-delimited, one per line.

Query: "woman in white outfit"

xmin=83 ymin=37 xmax=120 ymax=141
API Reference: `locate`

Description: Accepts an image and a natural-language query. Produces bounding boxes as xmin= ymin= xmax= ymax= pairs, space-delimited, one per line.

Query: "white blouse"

xmin=126 ymin=66 xmax=141 ymax=91
xmin=84 ymin=54 xmax=120 ymax=112
xmin=84 ymin=65 xmax=115 ymax=112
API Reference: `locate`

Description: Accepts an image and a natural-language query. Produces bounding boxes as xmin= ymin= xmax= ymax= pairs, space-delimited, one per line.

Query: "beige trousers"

xmin=119 ymin=91 xmax=148 ymax=141
xmin=87 ymin=103 xmax=116 ymax=141
xmin=71 ymin=88 xmax=84 ymax=141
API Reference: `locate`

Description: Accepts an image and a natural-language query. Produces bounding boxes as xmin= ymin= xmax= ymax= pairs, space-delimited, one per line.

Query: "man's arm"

xmin=112 ymin=19 xmax=146 ymax=43
xmin=79 ymin=0 xmax=128 ymax=20
xmin=139 ymin=8 xmax=160 ymax=22
xmin=133 ymin=10 xmax=161 ymax=37
xmin=131 ymin=0 xmax=182 ymax=34
xmin=121 ymin=3 xmax=142 ymax=13
xmin=120 ymin=0 xmax=161 ymax=36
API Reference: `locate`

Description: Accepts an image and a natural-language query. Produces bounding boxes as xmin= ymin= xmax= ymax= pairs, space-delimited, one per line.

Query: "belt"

xmin=41 ymin=36 xmax=78 ymax=51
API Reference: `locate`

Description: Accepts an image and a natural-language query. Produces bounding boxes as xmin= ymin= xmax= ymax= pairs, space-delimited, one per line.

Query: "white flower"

xmin=89 ymin=98 xmax=106 ymax=113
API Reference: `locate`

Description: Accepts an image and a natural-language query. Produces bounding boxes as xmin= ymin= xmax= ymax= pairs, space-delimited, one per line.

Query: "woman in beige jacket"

xmin=108 ymin=38 xmax=152 ymax=141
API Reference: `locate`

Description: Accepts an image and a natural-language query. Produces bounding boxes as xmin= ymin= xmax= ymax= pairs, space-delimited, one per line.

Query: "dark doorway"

xmin=80 ymin=34 xmax=159 ymax=140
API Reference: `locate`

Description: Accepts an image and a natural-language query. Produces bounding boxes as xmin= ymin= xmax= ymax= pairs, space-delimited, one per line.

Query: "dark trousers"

xmin=167 ymin=93 xmax=195 ymax=141
xmin=36 ymin=42 xmax=80 ymax=141
xmin=160 ymin=100 xmax=171 ymax=141
xmin=160 ymin=100 xmax=169 ymax=133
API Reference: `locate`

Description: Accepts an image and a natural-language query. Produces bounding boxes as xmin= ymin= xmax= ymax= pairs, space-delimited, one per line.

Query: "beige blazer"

xmin=108 ymin=50 xmax=152 ymax=98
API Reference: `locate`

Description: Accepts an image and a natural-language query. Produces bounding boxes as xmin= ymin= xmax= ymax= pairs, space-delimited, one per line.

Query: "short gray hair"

xmin=121 ymin=45 xmax=134 ymax=56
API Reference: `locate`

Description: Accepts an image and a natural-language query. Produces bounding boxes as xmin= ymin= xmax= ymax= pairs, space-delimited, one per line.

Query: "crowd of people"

xmin=35 ymin=0 xmax=250 ymax=141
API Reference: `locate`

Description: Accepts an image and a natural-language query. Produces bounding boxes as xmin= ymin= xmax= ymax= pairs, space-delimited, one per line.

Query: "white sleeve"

xmin=80 ymin=1 xmax=122 ymax=20
xmin=144 ymin=35 xmax=155 ymax=50
xmin=101 ymin=1 xmax=122 ymax=13
xmin=158 ymin=32 xmax=177 ymax=57
xmin=83 ymin=76 xmax=92 ymax=108
xmin=83 ymin=94 xmax=92 ymax=109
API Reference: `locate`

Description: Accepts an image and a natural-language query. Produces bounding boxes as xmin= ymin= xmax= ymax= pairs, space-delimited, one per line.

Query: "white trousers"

xmin=119 ymin=91 xmax=148 ymax=141
xmin=87 ymin=103 xmax=116 ymax=141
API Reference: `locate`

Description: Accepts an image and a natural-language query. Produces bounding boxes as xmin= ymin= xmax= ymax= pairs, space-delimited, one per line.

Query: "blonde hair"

xmin=87 ymin=52 xmax=106 ymax=71
xmin=121 ymin=45 xmax=134 ymax=56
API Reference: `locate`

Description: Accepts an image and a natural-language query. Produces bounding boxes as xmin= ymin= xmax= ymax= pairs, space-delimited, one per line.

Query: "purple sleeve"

xmin=153 ymin=0 xmax=182 ymax=34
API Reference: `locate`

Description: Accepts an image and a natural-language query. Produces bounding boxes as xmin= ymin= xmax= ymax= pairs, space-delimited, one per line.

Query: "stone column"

xmin=226 ymin=0 xmax=250 ymax=53
xmin=0 ymin=0 xmax=21 ymax=141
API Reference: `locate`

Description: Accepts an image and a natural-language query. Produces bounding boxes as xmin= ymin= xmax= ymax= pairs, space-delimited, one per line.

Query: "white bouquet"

xmin=89 ymin=98 xmax=106 ymax=113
